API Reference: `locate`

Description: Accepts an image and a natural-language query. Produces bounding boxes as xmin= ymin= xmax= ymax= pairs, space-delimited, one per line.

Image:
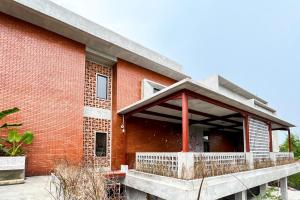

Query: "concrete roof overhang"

xmin=217 ymin=75 xmax=268 ymax=104
xmin=118 ymin=79 xmax=295 ymax=129
xmin=0 ymin=0 xmax=189 ymax=81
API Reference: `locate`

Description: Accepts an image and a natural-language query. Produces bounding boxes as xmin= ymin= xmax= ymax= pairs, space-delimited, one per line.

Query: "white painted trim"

xmin=141 ymin=79 xmax=167 ymax=99
xmin=83 ymin=106 xmax=111 ymax=120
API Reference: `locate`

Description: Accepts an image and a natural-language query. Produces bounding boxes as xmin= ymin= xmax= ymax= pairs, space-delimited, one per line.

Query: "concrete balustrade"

xmin=135 ymin=152 xmax=295 ymax=179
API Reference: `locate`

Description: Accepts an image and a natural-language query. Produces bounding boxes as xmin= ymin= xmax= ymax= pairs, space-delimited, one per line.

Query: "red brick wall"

xmin=208 ymin=131 xmax=244 ymax=152
xmin=126 ymin=117 xmax=181 ymax=168
xmin=0 ymin=13 xmax=86 ymax=175
xmin=112 ymin=59 xmax=177 ymax=170
xmin=83 ymin=61 xmax=112 ymax=168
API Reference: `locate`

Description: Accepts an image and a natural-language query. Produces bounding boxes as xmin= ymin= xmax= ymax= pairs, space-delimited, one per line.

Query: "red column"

xmin=288 ymin=128 xmax=292 ymax=152
xmin=182 ymin=92 xmax=189 ymax=152
xmin=244 ymin=115 xmax=250 ymax=152
xmin=268 ymin=122 xmax=273 ymax=152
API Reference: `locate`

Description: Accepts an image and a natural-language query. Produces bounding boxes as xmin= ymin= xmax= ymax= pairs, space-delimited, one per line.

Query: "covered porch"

xmin=118 ymin=79 xmax=294 ymax=179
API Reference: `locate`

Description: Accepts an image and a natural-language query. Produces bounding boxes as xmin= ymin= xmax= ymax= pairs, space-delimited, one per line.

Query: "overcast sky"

xmin=50 ymin=0 xmax=300 ymax=144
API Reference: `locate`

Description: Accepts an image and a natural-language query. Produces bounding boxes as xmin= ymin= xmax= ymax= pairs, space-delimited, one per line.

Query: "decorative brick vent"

xmin=83 ymin=118 xmax=111 ymax=168
xmin=83 ymin=61 xmax=112 ymax=169
xmin=249 ymin=117 xmax=270 ymax=159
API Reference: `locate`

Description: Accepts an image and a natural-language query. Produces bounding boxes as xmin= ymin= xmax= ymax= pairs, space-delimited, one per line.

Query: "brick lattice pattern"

xmin=83 ymin=61 xmax=112 ymax=169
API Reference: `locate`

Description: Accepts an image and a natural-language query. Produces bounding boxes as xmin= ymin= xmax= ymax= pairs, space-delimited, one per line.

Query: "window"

xmin=96 ymin=75 xmax=108 ymax=99
xmin=95 ymin=132 xmax=107 ymax=157
xmin=141 ymin=79 xmax=166 ymax=99
xmin=153 ymin=87 xmax=161 ymax=93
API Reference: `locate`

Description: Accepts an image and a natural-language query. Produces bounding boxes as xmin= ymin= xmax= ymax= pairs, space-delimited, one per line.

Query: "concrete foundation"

xmin=280 ymin=177 xmax=288 ymax=200
xmin=123 ymin=163 xmax=300 ymax=200
xmin=259 ymin=183 xmax=267 ymax=196
xmin=235 ymin=191 xmax=247 ymax=200
xmin=126 ymin=187 xmax=148 ymax=200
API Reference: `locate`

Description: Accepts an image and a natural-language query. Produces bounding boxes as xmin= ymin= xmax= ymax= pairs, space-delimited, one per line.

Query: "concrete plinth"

xmin=235 ymin=190 xmax=247 ymax=200
xmin=280 ymin=177 xmax=288 ymax=200
xmin=126 ymin=187 xmax=147 ymax=200
xmin=259 ymin=183 xmax=267 ymax=196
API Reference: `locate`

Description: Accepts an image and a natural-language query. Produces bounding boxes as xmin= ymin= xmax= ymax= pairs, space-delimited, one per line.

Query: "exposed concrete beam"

xmin=140 ymin=110 xmax=243 ymax=132
xmin=160 ymin=103 xmax=216 ymax=118
xmin=0 ymin=0 xmax=189 ymax=81
xmin=196 ymin=113 xmax=242 ymax=126
xmin=86 ymin=47 xmax=117 ymax=67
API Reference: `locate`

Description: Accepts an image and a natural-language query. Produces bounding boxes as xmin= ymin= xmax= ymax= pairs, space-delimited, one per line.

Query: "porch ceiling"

xmin=131 ymin=97 xmax=243 ymax=132
xmin=118 ymin=79 xmax=295 ymax=129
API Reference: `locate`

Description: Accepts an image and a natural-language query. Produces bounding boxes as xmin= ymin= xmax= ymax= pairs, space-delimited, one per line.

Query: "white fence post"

xmin=246 ymin=152 xmax=254 ymax=169
xmin=178 ymin=152 xmax=194 ymax=179
xmin=269 ymin=152 xmax=276 ymax=165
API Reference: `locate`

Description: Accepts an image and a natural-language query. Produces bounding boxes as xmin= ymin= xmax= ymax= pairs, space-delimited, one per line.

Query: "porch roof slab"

xmin=118 ymin=78 xmax=295 ymax=128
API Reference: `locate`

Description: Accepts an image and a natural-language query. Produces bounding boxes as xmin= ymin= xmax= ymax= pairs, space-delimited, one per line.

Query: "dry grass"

xmin=275 ymin=157 xmax=295 ymax=166
xmin=254 ymin=156 xmax=296 ymax=169
xmin=194 ymin=159 xmax=249 ymax=178
xmin=136 ymin=161 xmax=177 ymax=178
xmin=254 ymin=158 xmax=275 ymax=169
xmin=50 ymin=161 xmax=124 ymax=200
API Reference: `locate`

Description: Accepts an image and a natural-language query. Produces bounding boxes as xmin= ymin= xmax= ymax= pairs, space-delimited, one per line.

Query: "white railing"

xmin=253 ymin=152 xmax=271 ymax=160
xmin=273 ymin=152 xmax=294 ymax=160
xmin=136 ymin=152 xmax=178 ymax=174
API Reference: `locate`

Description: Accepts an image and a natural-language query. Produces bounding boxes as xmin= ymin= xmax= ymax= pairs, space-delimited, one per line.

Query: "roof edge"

xmin=118 ymin=79 xmax=295 ymax=128
xmin=0 ymin=0 xmax=189 ymax=81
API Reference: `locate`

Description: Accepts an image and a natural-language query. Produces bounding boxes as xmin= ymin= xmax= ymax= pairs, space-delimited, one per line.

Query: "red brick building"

xmin=0 ymin=0 xmax=188 ymax=175
xmin=0 ymin=0 xmax=295 ymax=182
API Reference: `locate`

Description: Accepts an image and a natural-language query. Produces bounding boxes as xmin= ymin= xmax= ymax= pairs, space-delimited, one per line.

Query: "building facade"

xmin=0 ymin=1 xmax=185 ymax=174
xmin=1 ymin=1 xmax=299 ymax=199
